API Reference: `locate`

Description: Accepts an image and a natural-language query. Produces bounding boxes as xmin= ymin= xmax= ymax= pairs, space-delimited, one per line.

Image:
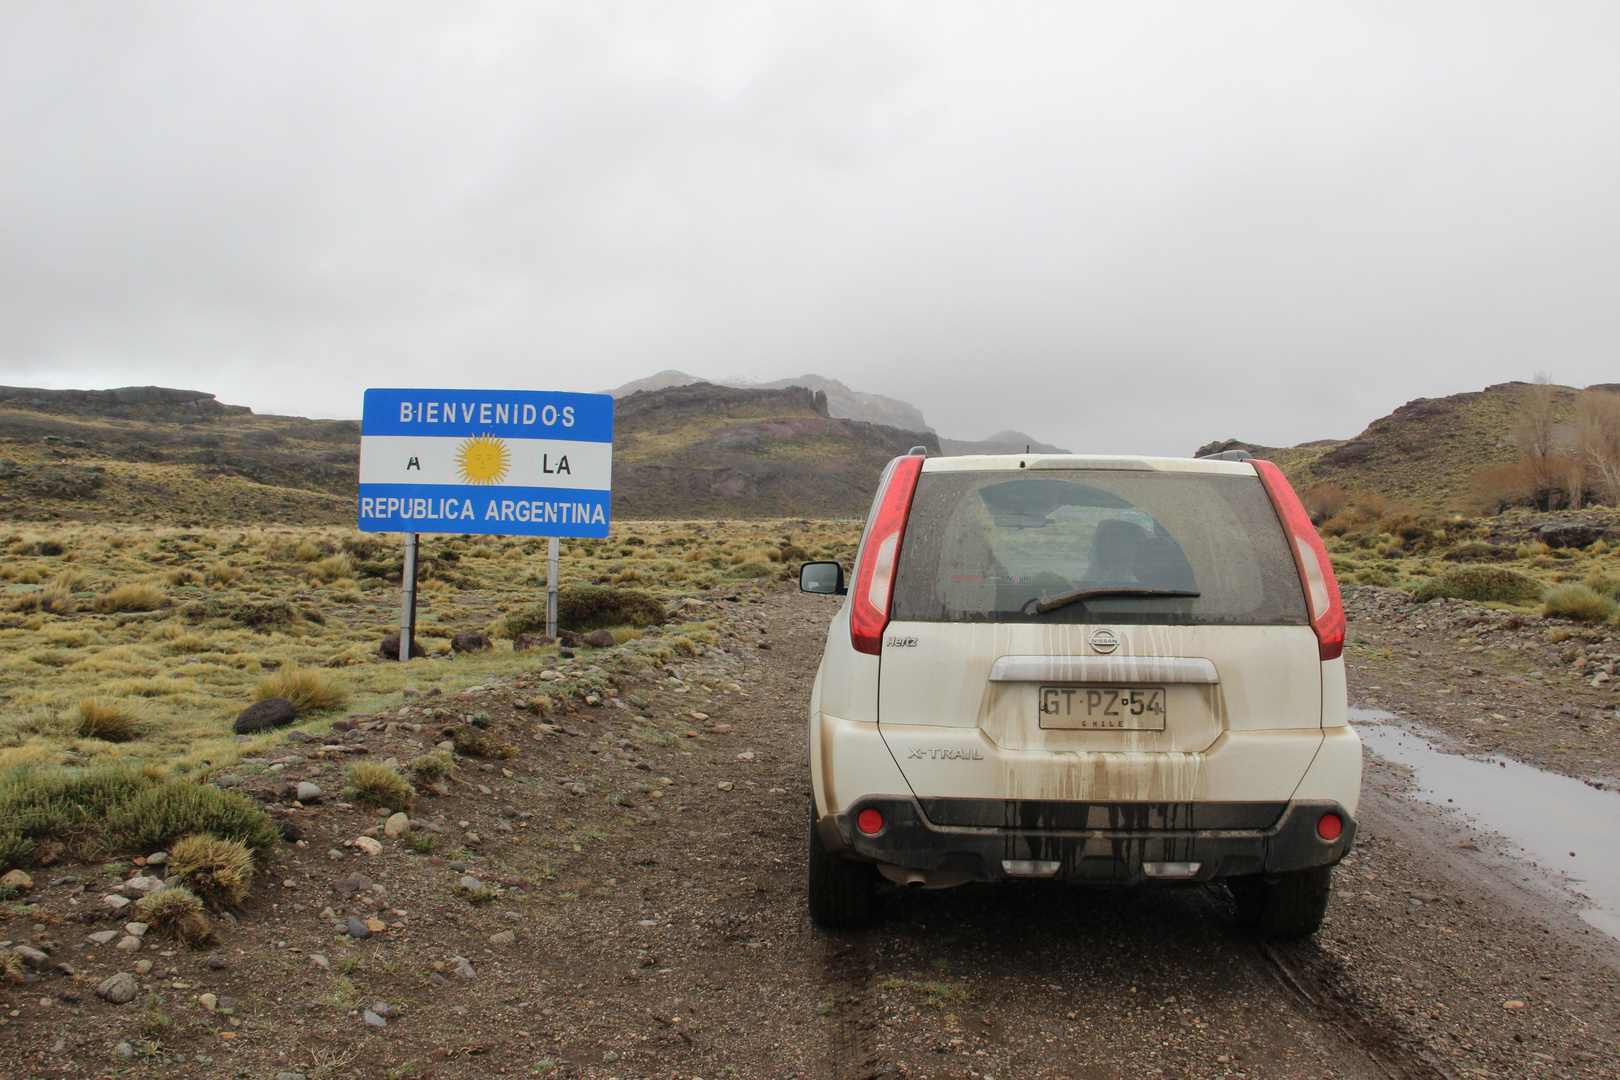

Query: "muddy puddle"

xmin=1352 ymin=707 xmax=1620 ymax=941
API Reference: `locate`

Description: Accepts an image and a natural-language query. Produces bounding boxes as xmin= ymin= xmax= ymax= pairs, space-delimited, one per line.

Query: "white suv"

xmin=799 ymin=450 xmax=1360 ymax=938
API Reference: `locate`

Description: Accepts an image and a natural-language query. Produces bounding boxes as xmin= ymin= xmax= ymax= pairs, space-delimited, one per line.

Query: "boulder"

xmin=512 ymin=633 xmax=555 ymax=652
xmin=97 ymin=972 xmax=138 ymax=1004
xmin=295 ymin=782 xmax=323 ymax=804
xmin=383 ymin=813 xmax=410 ymax=838
xmin=1532 ymin=523 xmax=1613 ymax=549
xmin=234 ymin=697 xmax=297 ymax=735
xmin=0 ymin=869 xmax=32 ymax=892
xmin=378 ymin=631 xmax=427 ymax=660
xmin=581 ymin=629 xmax=616 ymax=648
xmin=451 ymin=631 xmax=492 ymax=653
xmin=557 ymin=629 xmax=584 ymax=648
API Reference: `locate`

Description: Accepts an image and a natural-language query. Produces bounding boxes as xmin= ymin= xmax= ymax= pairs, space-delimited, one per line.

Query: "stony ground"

xmin=2 ymin=582 xmax=1618 ymax=1079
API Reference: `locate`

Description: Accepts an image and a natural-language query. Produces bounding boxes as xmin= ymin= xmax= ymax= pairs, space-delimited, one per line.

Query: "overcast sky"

xmin=3 ymin=2 xmax=1617 ymax=455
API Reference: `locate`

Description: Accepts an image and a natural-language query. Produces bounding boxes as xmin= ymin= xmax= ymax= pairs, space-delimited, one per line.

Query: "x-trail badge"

xmin=1088 ymin=628 xmax=1120 ymax=654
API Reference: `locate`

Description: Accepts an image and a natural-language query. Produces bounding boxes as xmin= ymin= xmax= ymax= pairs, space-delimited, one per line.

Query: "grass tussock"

xmin=410 ymin=752 xmax=451 ymax=783
xmin=451 ymin=726 xmax=515 ymax=760
xmin=253 ymin=666 xmax=348 ymax=713
xmin=1411 ymin=565 xmax=1545 ymax=605
xmin=138 ymin=886 xmax=217 ymax=948
xmin=95 ymin=582 xmax=169 ymax=613
xmin=72 ymin=698 xmax=143 ymax=742
xmin=1542 ymin=584 xmax=1617 ymax=623
xmin=343 ymin=761 xmax=413 ymax=812
xmin=166 ymin=833 xmax=256 ymax=908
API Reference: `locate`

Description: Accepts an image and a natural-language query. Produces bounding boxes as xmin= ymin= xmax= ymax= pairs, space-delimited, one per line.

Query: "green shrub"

xmin=166 ymin=834 xmax=255 ymax=908
xmin=0 ymin=831 xmax=33 ymax=872
xmin=1542 ymin=584 xmax=1617 ymax=623
xmin=725 ymin=561 xmax=774 ymax=579
xmin=1411 ymin=565 xmax=1544 ymax=605
xmin=101 ymin=781 xmax=282 ymax=856
xmin=451 ymin=727 xmax=515 ymax=760
xmin=557 ymin=585 xmax=666 ymax=632
xmin=1441 ymin=542 xmax=1515 ymax=563
xmin=343 ymin=762 xmax=414 ymax=812
xmin=410 ymin=753 xmax=451 ymax=783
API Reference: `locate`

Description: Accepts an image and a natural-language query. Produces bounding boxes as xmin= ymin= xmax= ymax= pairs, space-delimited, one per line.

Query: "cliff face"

xmin=611 ymin=382 xmax=938 ymax=519
xmin=0 ymin=385 xmax=251 ymax=421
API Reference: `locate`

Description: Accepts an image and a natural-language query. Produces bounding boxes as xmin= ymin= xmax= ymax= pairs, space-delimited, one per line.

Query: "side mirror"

xmin=799 ymin=561 xmax=847 ymax=596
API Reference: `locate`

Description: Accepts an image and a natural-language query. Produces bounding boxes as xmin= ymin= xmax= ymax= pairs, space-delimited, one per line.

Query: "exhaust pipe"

xmin=904 ymin=870 xmax=927 ymax=888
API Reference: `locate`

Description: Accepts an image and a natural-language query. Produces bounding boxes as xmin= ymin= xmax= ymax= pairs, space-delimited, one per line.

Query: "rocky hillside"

xmin=607 ymin=370 xmax=932 ymax=433
xmin=1199 ymin=381 xmax=1587 ymax=510
xmin=611 ymin=382 xmax=938 ymax=519
xmin=0 ymin=387 xmax=357 ymax=524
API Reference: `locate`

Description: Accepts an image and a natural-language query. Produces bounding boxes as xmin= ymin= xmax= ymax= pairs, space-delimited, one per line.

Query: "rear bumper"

xmin=820 ymin=796 xmax=1355 ymax=885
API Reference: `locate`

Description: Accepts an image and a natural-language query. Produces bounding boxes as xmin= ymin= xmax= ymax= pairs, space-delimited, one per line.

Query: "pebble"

xmin=97 ymin=972 xmax=138 ymax=1004
xmin=124 ymin=922 xmax=148 ymax=938
xmin=331 ymin=876 xmax=371 ymax=896
xmin=383 ymin=812 xmax=411 ymax=838
xmin=310 ymin=954 xmax=330 ymax=971
xmin=717 ymin=781 xmax=735 ymax=791
xmin=11 ymin=944 xmax=48 ymax=968
xmin=489 ymin=930 xmax=515 ymax=945
xmin=353 ymin=836 xmax=383 ymax=856
xmin=450 ymin=955 xmax=477 ymax=981
xmin=84 ymin=930 xmax=121 ymax=947
xmin=428 ymin=972 xmax=454 ymax=988
xmin=459 ymin=875 xmax=486 ymax=893
xmin=346 ymin=915 xmax=373 ymax=940
xmin=102 ymin=895 xmax=132 ymax=912
xmin=145 ymin=852 xmax=167 ymax=866
xmin=115 ymin=936 xmax=141 ymax=952
xmin=121 ymin=875 xmax=165 ymax=897
xmin=370 ymin=1000 xmax=399 ymax=1018
xmin=362 ymin=1009 xmax=388 ymax=1028
xmin=295 ymin=782 xmax=323 ymax=804
xmin=204 ymin=954 xmax=226 ymax=970
xmin=134 ymin=959 xmax=153 ymax=974
xmin=199 ymin=993 xmax=218 ymax=1013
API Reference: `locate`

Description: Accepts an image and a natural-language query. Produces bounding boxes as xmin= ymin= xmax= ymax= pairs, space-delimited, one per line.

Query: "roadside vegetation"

xmin=0 ymin=520 xmax=860 ymax=779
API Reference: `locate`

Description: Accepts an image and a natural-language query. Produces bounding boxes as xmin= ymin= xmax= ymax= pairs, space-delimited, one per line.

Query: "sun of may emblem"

xmin=455 ymin=434 xmax=511 ymax=485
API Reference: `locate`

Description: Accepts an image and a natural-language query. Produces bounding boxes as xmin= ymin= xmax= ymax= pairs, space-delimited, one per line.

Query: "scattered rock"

xmin=513 ymin=633 xmax=556 ymax=651
xmin=428 ymin=972 xmax=454 ymax=988
xmin=124 ymin=921 xmax=149 ymax=938
xmin=346 ymin=915 xmax=373 ymax=940
xmin=115 ymin=936 xmax=141 ymax=952
xmin=12 ymin=945 xmax=49 ymax=969
xmin=96 ymin=972 xmax=138 ymax=1005
xmin=450 ymin=956 xmax=477 ymax=981
xmin=285 ymin=730 xmax=315 ymax=743
xmin=557 ymin=630 xmax=584 ymax=648
xmin=310 ymin=954 xmax=330 ymax=971
xmin=353 ymin=836 xmax=383 ymax=856
xmin=121 ymin=874 xmax=165 ymax=897
xmin=378 ymin=631 xmax=427 ymax=660
xmin=363 ymin=1009 xmax=388 ymax=1028
xmin=458 ymin=875 xmax=486 ymax=893
xmin=214 ymin=774 xmax=238 ymax=790
xmin=582 ymin=629 xmax=616 ymax=648
xmin=0 ymin=869 xmax=33 ymax=892
xmin=277 ymin=819 xmax=304 ymax=843
xmin=86 ymin=930 xmax=119 ymax=946
xmin=144 ymin=852 xmax=167 ymax=867
xmin=451 ymin=630 xmax=493 ymax=653
xmin=383 ymin=812 xmax=411 ymax=838
xmin=204 ymin=954 xmax=226 ymax=970
xmin=295 ymin=782 xmax=323 ymax=804
xmin=102 ymin=895 xmax=132 ymax=912
xmin=233 ymin=697 xmax=298 ymax=735
xmin=370 ymin=1000 xmax=399 ymax=1018
xmin=489 ymin=929 xmax=515 ymax=946
xmin=199 ymin=992 xmax=218 ymax=1013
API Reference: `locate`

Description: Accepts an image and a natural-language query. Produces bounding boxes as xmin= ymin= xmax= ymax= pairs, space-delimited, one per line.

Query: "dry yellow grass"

xmin=252 ymin=666 xmax=349 ymax=713
xmin=138 ymin=886 xmax=217 ymax=948
xmin=72 ymin=698 xmax=142 ymax=742
xmin=343 ymin=761 xmax=413 ymax=812
xmin=95 ymin=582 xmax=168 ymax=613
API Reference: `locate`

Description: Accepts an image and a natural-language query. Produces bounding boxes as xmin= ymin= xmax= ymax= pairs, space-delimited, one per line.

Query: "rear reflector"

xmin=1251 ymin=459 xmax=1345 ymax=662
xmin=849 ymin=455 xmax=925 ymax=655
xmin=856 ymin=808 xmax=885 ymax=835
xmin=1316 ymin=812 xmax=1343 ymax=841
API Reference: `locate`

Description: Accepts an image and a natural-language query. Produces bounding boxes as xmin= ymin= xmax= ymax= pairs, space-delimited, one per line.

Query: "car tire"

xmin=807 ymin=806 xmax=877 ymax=929
xmin=1228 ymin=866 xmax=1333 ymax=940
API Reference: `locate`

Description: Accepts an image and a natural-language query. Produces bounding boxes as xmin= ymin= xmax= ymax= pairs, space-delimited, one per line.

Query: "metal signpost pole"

xmin=546 ymin=536 xmax=560 ymax=639
xmin=399 ymin=533 xmax=418 ymax=662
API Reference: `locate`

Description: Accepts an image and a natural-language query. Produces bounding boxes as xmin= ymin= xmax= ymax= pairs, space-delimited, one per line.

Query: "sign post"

xmin=358 ymin=388 xmax=614 ymax=657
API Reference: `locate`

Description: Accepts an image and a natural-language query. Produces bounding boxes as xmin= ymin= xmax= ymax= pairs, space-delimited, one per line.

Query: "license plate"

xmin=1038 ymin=686 xmax=1167 ymax=730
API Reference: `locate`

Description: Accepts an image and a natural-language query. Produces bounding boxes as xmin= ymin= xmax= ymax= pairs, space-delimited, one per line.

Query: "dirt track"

xmin=3 ymin=583 xmax=1619 ymax=1079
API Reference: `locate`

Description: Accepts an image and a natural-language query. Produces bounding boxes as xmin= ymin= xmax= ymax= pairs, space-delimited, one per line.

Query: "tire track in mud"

xmin=1255 ymin=940 xmax=1456 ymax=1080
xmin=819 ymin=933 xmax=882 ymax=1080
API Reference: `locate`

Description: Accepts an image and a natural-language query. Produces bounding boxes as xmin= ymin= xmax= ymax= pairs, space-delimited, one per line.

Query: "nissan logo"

xmin=1089 ymin=628 xmax=1120 ymax=654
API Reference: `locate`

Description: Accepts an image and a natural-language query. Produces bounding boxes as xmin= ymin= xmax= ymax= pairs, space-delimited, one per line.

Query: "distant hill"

xmin=607 ymin=371 xmax=932 ymax=432
xmin=939 ymin=430 xmax=1072 ymax=456
xmin=1198 ymin=381 xmax=1586 ymax=510
xmin=0 ymin=387 xmax=356 ymax=524
xmin=612 ymin=382 xmax=938 ymax=519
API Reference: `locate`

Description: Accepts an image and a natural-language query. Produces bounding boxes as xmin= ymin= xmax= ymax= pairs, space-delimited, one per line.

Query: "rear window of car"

xmin=889 ymin=469 xmax=1308 ymax=626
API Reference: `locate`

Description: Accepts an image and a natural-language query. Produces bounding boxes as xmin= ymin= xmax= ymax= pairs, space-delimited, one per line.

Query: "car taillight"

xmin=849 ymin=455 xmax=925 ymax=655
xmin=1251 ymin=459 xmax=1345 ymax=662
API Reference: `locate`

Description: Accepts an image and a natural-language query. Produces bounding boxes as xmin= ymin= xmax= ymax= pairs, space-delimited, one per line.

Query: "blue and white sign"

xmin=358 ymin=388 xmax=614 ymax=537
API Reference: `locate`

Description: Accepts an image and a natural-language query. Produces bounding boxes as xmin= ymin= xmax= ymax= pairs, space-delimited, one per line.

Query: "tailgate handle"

xmin=988 ymin=655 xmax=1218 ymax=684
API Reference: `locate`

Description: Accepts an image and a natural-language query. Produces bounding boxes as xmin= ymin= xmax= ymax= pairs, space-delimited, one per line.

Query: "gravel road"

xmin=2 ymin=583 xmax=1617 ymax=1079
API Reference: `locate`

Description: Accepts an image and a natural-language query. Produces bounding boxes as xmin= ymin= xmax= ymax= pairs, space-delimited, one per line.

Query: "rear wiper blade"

xmin=1022 ymin=587 xmax=1200 ymax=616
